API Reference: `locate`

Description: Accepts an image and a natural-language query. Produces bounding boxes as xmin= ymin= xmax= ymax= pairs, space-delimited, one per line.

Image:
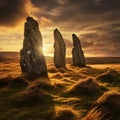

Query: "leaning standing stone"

xmin=72 ymin=34 xmax=86 ymax=67
xmin=20 ymin=17 xmax=47 ymax=79
xmin=54 ymin=28 xmax=66 ymax=68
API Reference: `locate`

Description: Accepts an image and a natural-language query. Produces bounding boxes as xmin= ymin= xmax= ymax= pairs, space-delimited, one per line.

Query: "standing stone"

xmin=72 ymin=34 xmax=86 ymax=67
xmin=20 ymin=16 xmax=47 ymax=78
xmin=54 ymin=28 xmax=66 ymax=68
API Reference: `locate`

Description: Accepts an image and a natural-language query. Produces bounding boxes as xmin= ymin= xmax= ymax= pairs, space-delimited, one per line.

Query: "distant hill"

xmin=0 ymin=52 xmax=120 ymax=64
xmin=66 ymin=57 xmax=120 ymax=64
xmin=0 ymin=52 xmax=19 ymax=63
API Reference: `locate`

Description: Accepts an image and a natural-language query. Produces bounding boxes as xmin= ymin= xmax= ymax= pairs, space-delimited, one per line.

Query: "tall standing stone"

xmin=54 ymin=28 xmax=66 ymax=68
xmin=20 ymin=17 xmax=47 ymax=78
xmin=72 ymin=34 xmax=86 ymax=67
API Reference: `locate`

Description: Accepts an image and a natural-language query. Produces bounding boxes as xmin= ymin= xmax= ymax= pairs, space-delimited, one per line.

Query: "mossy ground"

xmin=0 ymin=63 xmax=120 ymax=120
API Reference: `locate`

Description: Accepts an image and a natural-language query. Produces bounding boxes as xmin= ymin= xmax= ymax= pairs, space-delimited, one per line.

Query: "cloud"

xmin=0 ymin=0 xmax=120 ymax=56
xmin=0 ymin=0 xmax=29 ymax=27
xmin=31 ymin=0 xmax=120 ymax=23
xmin=31 ymin=0 xmax=59 ymax=10
xmin=80 ymin=30 xmax=120 ymax=57
xmin=64 ymin=39 xmax=73 ymax=48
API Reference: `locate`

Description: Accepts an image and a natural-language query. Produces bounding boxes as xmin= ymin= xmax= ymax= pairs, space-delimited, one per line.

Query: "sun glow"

xmin=42 ymin=46 xmax=54 ymax=57
xmin=43 ymin=47 xmax=48 ymax=54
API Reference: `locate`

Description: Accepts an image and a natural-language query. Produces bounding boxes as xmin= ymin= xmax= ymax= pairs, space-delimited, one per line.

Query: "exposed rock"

xmin=54 ymin=28 xmax=66 ymax=68
xmin=72 ymin=34 xmax=86 ymax=67
xmin=82 ymin=91 xmax=120 ymax=120
xmin=20 ymin=17 xmax=47 ymax=79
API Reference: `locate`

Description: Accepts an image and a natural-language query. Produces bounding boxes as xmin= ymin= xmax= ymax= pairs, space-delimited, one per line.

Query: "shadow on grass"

xmin=0 ymin=76 xmax=55 ymax=120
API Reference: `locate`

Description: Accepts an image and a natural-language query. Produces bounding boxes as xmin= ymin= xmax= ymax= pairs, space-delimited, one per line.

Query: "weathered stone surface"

xmin=72 ymin=34 xmax=86 ymax=67
xmin=20 ymin=17 xmax=47 ymax=78
xmin=54 ymin=28 xmax=66 ymax=68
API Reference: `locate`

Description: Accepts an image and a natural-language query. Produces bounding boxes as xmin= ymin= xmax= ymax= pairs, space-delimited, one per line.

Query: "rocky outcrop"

xmin=72 ymin=34 xmax=86 ymax=67
xmin=54 ymin=28 xmax=66 ymax=68
xmin=20 ymin=17 xmax=47 ymax=79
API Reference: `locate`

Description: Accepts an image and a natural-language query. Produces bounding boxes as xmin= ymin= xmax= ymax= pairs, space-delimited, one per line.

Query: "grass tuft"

xmin=54 ymin=106 xmax=80 ymax=120
xmin=97 ymin=69 xmax=120 ymax=86
xmin=0 ymin=75 xmax=29 ymax=88
xmin=82 ymin=91 xmax=120 ymax=120
xmin=68 ymin=77 xmax=102 ymax=96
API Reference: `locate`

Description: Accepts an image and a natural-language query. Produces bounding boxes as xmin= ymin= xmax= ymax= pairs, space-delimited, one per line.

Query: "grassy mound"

xmin=63 ymin=71 xmax=84 ymax=80
xmin=0 ymin=75 xmax=29 ymax=88
xmin=69 ymin=77 xmax=102 ymax=95
xmin=48 ymin=66 xmax=57 ymax=73
xmin=2 ymin=78 xmax=55 ymax=120
xmin=30 ymin=78 xmax=54 ymax=91
xmin=19 ymin=78 xmax=54 ymax=104
xmin=79 ymin=66 xmax=101 ymax=76
xmin=54 ymin=106 xmax=79 ymax=120
xmin=22 ymin=85 xmax=52 ymax=105
xmin=52 ymin=73 xmax=63 ymax=79
xmin=58 ymin=67 xmax=67 ymax=73
xmin=48 ymin=66 xmax=67 ymax=73
xmin=97 ymin=69 xmax=120 ymax=85
xmin=10 ymin=79 xmax=54 ymax=107
xmin=82 ymin=91 xmax=120 ymax=120
xmin=0 ymin=64 xmax=120 ymax=120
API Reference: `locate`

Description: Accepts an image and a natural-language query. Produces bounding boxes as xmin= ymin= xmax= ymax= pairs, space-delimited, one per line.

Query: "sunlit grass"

xmin=0 ymin=63 xmax=120 ymax=120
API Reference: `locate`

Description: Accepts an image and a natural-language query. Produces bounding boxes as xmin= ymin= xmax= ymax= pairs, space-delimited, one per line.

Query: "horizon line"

xmin=0 ymin=51 xmax=120 ymax=58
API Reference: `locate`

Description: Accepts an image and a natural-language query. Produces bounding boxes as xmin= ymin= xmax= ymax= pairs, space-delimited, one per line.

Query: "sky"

xmin=0 ymin=0 xmax=120 ymax=57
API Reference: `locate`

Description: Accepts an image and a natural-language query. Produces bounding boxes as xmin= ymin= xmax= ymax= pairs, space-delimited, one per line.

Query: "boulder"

xmin=72 ymin=34 xmax=86 ymax=67
xmin=54 ymin=28 xmax=66 ymax=68
xmin=20 ymin=17 xmax=47 ymax=79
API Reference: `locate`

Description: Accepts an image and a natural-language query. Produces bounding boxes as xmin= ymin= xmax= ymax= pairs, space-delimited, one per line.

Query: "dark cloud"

xmin=80 ymin=31 xmax=120 ymax=57
xmin=0 ymin=0 xmax=120 ymax=56
xmin=31 ymin=0 xmax=59 ymax=10
xmin=0 ymin=0 xmax=28 ymax=26
xmin=31 ymin=0 xmax=120 ymax=23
